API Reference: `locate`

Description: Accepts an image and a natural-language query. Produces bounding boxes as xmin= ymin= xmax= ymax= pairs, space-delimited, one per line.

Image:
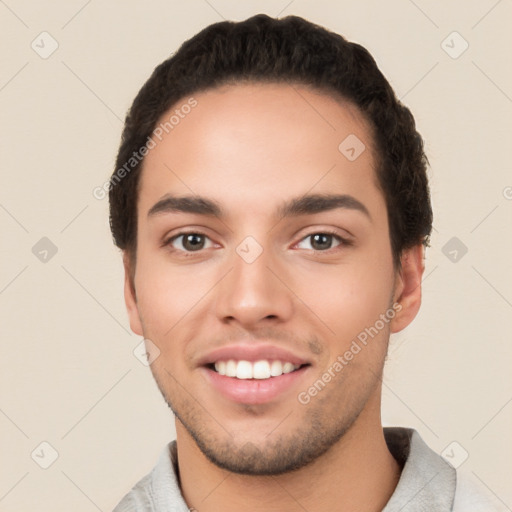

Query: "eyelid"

xmin=294 ymin=224 xmax=354 ymax=242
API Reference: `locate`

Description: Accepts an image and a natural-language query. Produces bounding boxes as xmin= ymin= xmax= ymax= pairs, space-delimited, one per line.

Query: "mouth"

xmin=208 ymin=359 xmax=307 ymax=380
xmin=199 ymin=345 xmax=312 ymax=405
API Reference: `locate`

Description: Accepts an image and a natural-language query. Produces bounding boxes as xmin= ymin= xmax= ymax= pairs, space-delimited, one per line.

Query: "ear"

xmin=123 ymin=253 xmax=143 ymax=336
xmin=390 ymin=244 xmax=425 ymax=334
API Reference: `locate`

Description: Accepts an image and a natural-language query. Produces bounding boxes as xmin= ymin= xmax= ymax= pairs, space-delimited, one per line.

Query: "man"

xmin=109 ymin=14 xmax=495 ymax=511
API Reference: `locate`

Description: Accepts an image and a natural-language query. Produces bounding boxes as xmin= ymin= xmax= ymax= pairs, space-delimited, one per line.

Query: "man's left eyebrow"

xmin=277 ymin=193 xmax=371 ymax=220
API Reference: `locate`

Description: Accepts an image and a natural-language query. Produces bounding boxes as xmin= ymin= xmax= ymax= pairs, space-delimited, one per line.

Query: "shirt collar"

xmin=382 ymin=427 xmax=456 ymax=511
xmin=153 ymin=427 xmax=456 ymax=511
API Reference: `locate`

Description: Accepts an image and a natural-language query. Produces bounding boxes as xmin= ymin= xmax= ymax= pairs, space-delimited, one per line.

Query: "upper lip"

xmin=197 ymin=343 xmax=311 ymax=367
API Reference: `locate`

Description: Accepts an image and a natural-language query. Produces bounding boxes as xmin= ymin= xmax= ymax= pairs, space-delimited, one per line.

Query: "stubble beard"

xmin=151 ymin=363 xmax=383 ymax=476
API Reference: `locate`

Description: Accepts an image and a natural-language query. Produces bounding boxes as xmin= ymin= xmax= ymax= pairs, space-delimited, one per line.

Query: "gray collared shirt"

xmin=382 ymin=428 xmax=455 ymax=511
xmin=112 ymin=427 xmax=493 ymax=511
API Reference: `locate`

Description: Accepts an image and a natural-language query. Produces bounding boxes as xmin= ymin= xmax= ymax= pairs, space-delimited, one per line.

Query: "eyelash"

xmin=162 ymin=229 xmax=352 ymax=256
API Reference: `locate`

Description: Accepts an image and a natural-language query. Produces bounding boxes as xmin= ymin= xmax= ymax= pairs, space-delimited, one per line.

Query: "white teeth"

xmin=213 ymin=359 xmax=301 ymax=379
xmin=236 ymin=360 xmax=253 ymax=379
xmin=282 ymin=362 xmax=295 ymax=374
xmin=253 ymin=360 xmax=271 ymax=379
xmin=270 ymin=360 xmax=283 ymax=376
xmin=215 ymin=360 xmax=226 ymax=375
xmin=226 ymin=359 xmax=237 ymax=377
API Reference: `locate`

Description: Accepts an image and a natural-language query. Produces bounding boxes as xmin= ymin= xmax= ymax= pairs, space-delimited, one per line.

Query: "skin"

xmin=123 ymin=82 xmax=424 ymax=511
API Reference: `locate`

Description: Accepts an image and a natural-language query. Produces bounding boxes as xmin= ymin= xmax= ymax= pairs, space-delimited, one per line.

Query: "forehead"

xmin=137 ymin=82 xmax=383 ymax=219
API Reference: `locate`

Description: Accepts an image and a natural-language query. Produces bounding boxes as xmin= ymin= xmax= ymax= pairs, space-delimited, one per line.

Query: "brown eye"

xmin=311 ymin=234 xmax=335 ymax=251
xmin=166 ymin=233 xmax=212 ymax=252
xmin=296 ymin=232 xmax=342 ymax=251
xmin=182 ymin=234 xmax=205 ymax=251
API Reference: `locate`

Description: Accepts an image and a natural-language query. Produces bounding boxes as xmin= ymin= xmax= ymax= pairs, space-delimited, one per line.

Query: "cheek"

xmin=293 ymin=257 xmax=394 ymax=347
xmin=133 ymin=256 xmax=214 ymax=338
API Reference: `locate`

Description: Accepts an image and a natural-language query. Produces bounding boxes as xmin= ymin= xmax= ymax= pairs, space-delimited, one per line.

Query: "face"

xmin=124 ymin=82 xmax=422 ymax=475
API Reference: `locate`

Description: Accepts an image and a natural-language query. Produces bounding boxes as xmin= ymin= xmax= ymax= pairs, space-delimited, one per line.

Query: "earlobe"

xmin=390 ymin=245 xmax=425 ymax=334
xmin=123 ymin=253 xmax=143 ymax=336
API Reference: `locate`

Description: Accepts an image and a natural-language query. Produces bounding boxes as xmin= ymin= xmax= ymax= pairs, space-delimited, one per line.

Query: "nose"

xmin=213 ymin=242 xmax=294 ymax=329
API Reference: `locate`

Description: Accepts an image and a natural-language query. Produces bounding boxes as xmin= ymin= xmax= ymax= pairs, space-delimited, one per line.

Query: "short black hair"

xmin=109 ymin=13 xmax=432 ymax=268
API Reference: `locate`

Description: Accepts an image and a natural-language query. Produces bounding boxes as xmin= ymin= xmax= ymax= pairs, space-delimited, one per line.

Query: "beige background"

xmin=1 ymin=1 xmax=511 ymax=510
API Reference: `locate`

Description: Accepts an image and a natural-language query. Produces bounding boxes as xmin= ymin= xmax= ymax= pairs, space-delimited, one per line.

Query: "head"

xmin=109 ymin=14 xmax=432 ymax=475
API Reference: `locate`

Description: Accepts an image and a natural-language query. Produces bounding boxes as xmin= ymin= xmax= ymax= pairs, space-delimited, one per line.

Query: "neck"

xmin=176 ymin=395 xmax=401 ymax=512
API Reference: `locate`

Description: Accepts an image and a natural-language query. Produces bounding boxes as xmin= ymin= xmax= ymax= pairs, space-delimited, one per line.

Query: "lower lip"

xmin=201 ymin=366 xmax=309 ymax=405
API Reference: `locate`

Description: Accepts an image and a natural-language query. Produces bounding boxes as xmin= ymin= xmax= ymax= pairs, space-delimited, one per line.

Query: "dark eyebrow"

xmin=148 ymin=195 xmax=222 ymax=218
xmin=277 ymin=193 xmax=370 ymax=220
xmin=147 ymin=193 xmax=370 ymax=220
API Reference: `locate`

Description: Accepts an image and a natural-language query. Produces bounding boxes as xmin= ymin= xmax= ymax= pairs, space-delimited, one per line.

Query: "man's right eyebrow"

xmin=147 ymin=195 xmax=223 ymax=218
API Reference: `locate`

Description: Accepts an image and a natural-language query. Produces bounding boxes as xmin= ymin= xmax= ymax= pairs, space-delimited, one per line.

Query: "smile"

xmin=212 ymin=359 xmax=302 ymax=379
